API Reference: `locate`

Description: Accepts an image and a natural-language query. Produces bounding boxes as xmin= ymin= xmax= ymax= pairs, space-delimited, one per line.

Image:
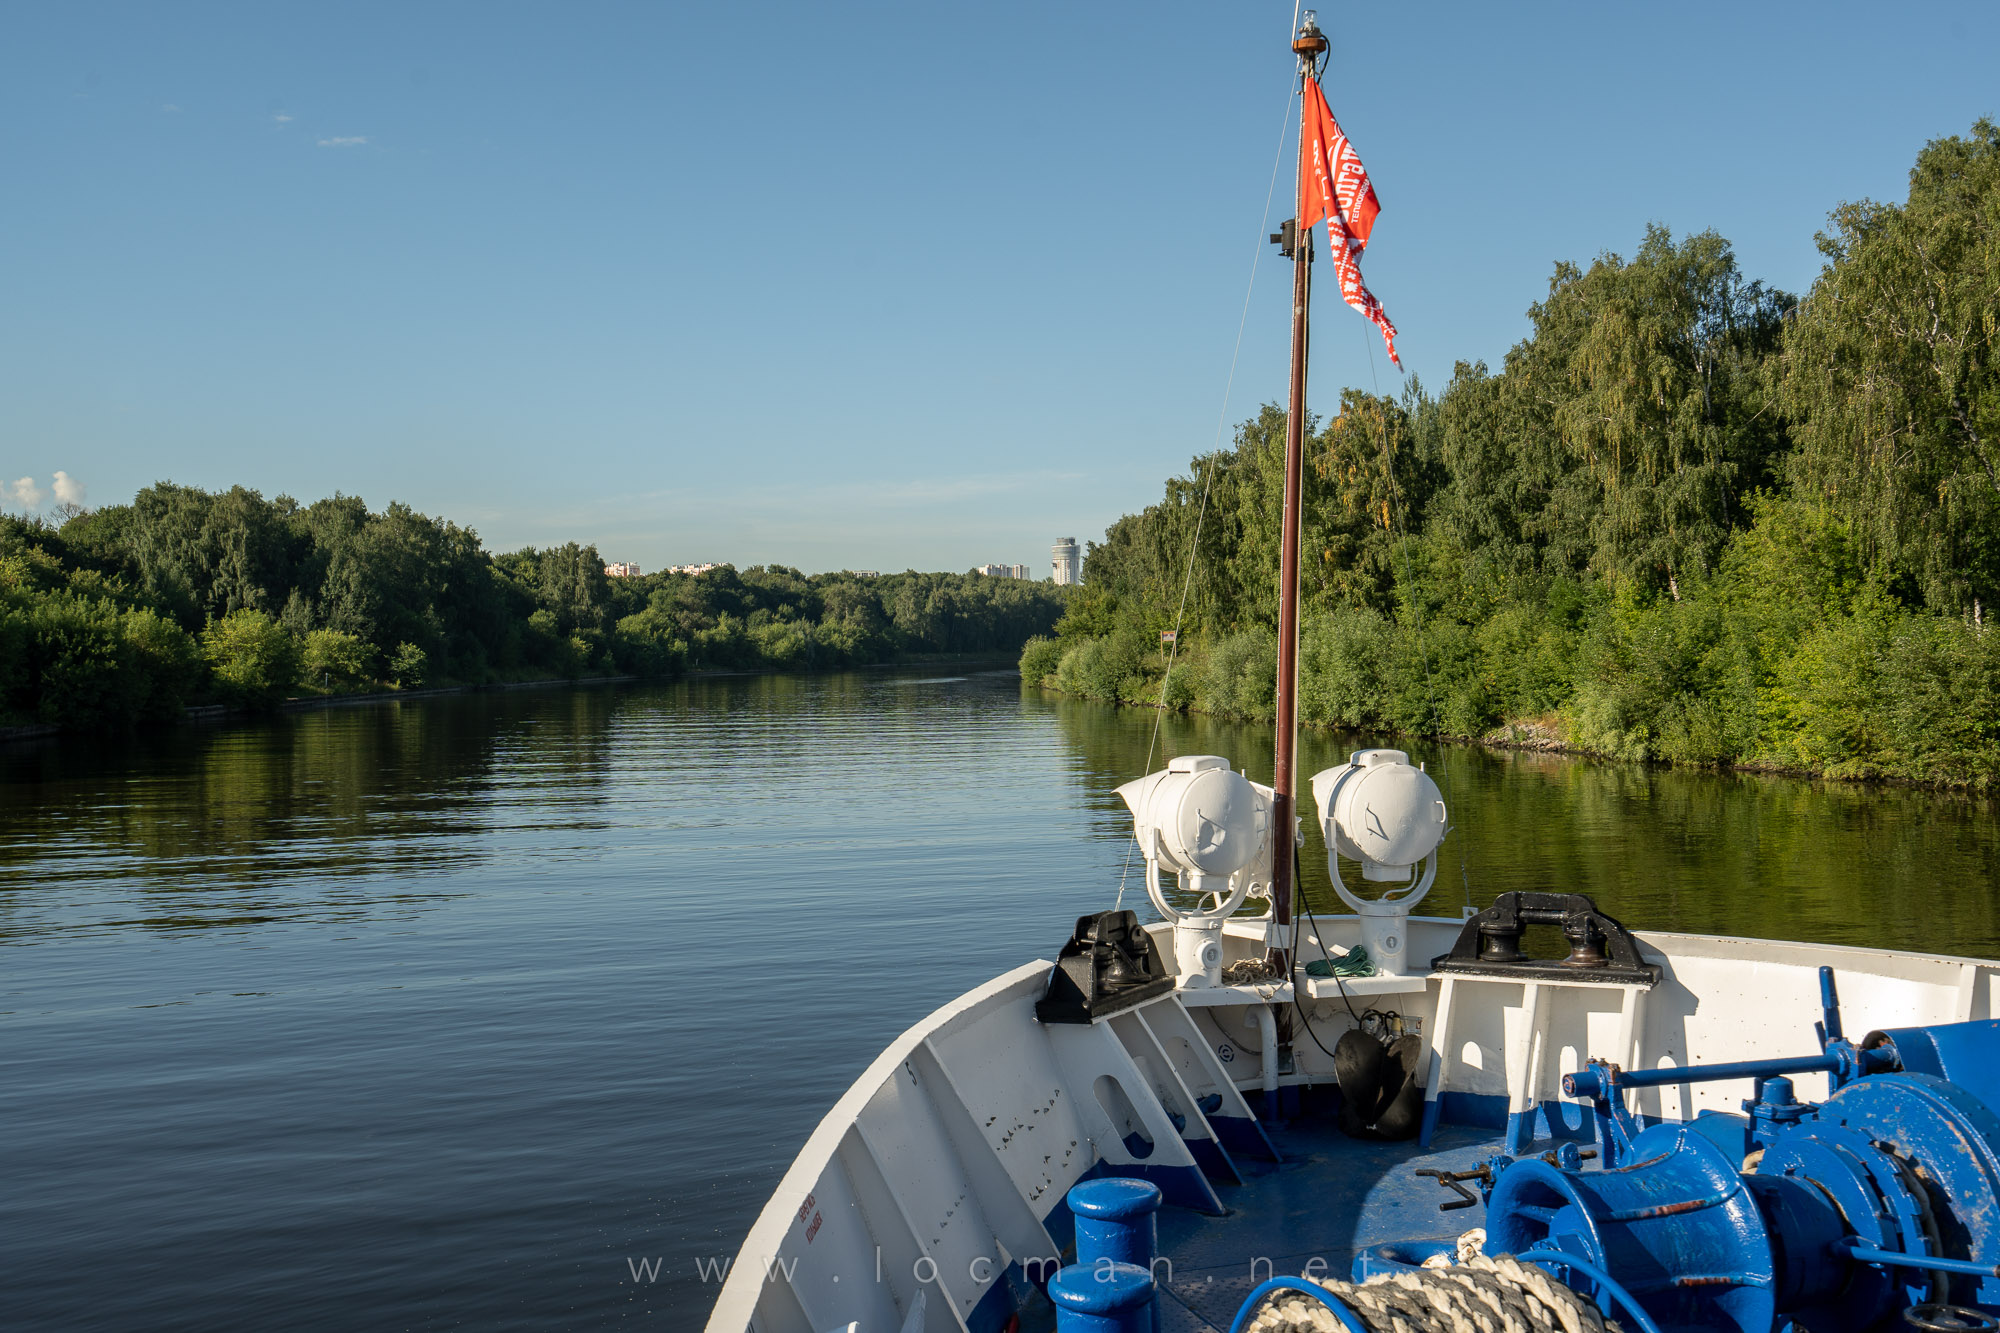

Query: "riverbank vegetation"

xmin=2 ymin=493 xmax=1065 ymax=730
xmin=1023 ymin=121 xmax=2000 ymax=787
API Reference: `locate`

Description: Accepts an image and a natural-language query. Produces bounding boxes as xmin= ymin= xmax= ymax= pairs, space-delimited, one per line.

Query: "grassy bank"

xmin=1021 ymin=507 xmax=2000 ymax=788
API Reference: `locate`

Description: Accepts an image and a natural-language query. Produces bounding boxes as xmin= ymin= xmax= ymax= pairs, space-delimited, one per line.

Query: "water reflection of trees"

xmin=0 ymin=688 xmax=625 ymax=941
xmin=4 ymin=678 xmax=1994 ymax=957
xmin=0 ymin=668 xmax=1013 ymax=944
xmin=1037 ymin=690 xmax=2000 ymax=957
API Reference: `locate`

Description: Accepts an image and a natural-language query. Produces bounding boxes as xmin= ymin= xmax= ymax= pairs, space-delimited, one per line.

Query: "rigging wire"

xmin=1289 ymin=844 xmax=1356 ymax=1060
xmin=1115 ymin=68 xmax=1299 ymax=913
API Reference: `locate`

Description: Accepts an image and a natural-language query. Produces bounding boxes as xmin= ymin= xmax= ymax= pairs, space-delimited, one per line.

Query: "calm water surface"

xmin=3 ymin=668 xmax=1997 ymax=1329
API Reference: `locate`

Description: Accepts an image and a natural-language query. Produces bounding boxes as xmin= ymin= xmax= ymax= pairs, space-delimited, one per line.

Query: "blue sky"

xmin=4 ymin=2 xmax=1996 ymax=575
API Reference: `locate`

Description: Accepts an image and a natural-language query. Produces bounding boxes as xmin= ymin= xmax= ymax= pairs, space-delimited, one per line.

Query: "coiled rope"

xmin=1231 ymin=1252 xmax=1636 ymax=1333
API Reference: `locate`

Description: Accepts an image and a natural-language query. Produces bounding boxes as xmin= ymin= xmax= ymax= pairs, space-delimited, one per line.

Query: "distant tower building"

xmin=1008 ymin=563 xmax=1031 ymax=580
xmin=604 ymin=562 xmax=641 ymax=578
xmin=1052 ymin=538 xmax=1080 ymax=586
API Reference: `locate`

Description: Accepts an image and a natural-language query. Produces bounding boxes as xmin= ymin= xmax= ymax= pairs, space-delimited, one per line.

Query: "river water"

xmin=3 ymin=668 xmax=1996 ymax=1330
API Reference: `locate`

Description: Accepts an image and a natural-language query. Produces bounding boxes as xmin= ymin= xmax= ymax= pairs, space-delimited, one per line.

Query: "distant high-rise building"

xmin=604 ymin=562 xmax=641 ymax=577
xmin=1008 ymin=563 xmax=1031 ymax=580
xmin=977 ymin=563 xmax=1035 ymax=579
xmin=1052 ymin=537 xmax=1080 ymax=586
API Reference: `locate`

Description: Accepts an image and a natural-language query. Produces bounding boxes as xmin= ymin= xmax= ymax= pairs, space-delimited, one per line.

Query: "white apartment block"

xmin=1051 ymin=538 xmax=1081 ymax=586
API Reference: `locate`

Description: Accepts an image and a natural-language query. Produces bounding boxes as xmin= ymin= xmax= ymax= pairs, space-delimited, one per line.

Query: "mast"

xmin=1266 ymin=13 xmax=1326 ymax=983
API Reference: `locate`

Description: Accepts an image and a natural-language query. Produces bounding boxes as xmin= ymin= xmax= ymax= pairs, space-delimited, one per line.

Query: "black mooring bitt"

xmin=1431 ymin=892 xmax=1661 ymax=986
xmin=1035 ymin=910 xmax=1174 ymax=1024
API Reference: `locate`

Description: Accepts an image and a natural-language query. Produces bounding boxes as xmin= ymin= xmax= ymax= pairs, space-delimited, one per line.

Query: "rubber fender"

xmin=1372 ymin=1035 xmax=1426 ymax=1140
xmin=1336 ymin=1031 xmax=1423 ymax=1141
xmin=1334 ymin=1028 xmax=1393 ymax=1128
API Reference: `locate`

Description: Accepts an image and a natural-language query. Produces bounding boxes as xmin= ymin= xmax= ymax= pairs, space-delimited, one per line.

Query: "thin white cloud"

xmin=8 ymin=477 xmax=46 ymax=511
xmin=316 ymin=135 xmax=367 ymax=147
xmin=273 ymin=113 xmax=293 ymax=124
xmin=52 ymin=471 xmax=85 ymax=507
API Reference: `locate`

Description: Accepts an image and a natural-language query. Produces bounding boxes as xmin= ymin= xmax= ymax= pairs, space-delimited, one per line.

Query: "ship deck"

xmin=708 ymin=934 xmax=2000 ymax=1333
xmin=1150 ymin=1104 xmax=1503 ymax=1333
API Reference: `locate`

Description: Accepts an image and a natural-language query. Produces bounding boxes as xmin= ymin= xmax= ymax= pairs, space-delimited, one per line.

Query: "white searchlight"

xmin=1309 ymin=749 xmax=1448 ymax=976
xmin=1116 ymin=755 xmax=1274 ymax=988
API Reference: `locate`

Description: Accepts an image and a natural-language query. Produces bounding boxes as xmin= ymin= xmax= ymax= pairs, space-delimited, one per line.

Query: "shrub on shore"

xmin=203 ymin=609 xmax=302 ymax=708
xmin=4 ymin=500 xmax=1068 ymax=730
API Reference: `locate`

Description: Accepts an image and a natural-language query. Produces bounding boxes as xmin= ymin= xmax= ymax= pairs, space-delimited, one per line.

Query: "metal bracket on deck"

xmin=1416 ymin=1146 xmax=1595 ymax=1212
xmin=1036 ymin=910 xmax=1174 ymax=1023
xmin=1430 ymin=892 xmax=1660 ymax=986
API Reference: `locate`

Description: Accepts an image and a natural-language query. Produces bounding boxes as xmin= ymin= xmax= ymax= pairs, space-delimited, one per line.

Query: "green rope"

xmin=1305 ymin=945 xmax=1376 ymax=978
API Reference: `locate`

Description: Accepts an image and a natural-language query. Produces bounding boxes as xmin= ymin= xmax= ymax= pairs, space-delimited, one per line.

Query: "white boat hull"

xmin=707 ymin=917 xmax=2000 ymax=1333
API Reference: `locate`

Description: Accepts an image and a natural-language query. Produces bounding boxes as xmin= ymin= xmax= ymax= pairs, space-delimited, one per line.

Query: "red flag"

xmin=1299 ymin=75 xmax=1400 ymax=367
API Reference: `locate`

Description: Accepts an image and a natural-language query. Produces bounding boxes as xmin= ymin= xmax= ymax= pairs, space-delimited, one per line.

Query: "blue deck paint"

xmin=1206 ymin=1112 xmax=1281 ymax=1163
xmin=1115 ymin=1163 xmax=1223 ymax=1217
xmin=1506 ymin=1098 xmax=1598 ymax=1152
xmin=1438 ymin=1091 xmax=1508 ymax=1128
xmin=1185 ymin=1137 xmax=1242 ymax=1187
xmin=1035 ymin=1096 xmax=1672 ymax=1329
xmin=1430 ymin=1091 xmax=1627 ymax=1156
xmin=971 ymin=1268 xmax=1031 ymax=1333
xmin=1145 ymin=1110 xmax=1537 ymax=1332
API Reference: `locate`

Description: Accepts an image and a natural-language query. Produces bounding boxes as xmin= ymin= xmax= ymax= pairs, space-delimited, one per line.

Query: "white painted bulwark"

xmin=707 ymin=924 xmax=2000 ymax=1332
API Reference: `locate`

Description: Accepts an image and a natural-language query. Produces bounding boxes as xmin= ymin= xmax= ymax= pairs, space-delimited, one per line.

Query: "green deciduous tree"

xmin=1027 ymin=173 xmax=2000 ymax=787
xmin=118 ymin=607 xmax=204 ymax=722
xmin=535 ymin=542 xmax=612 ymax=635
xmin=303 ymin=628 xmax=374 ymax=689
xmin=1309 ymin=388 xmax=1442 ymax=609
xmin=1781 ymin=119 xmax=2000 ymax=611
xmin=9 ymin=484 xmax=1066 ymax=728
xmin=201 ymin=609 xmax=300 ymax=708
xmin=1429 ymin=227 xmax=1791 ymax=592
xmin=388 ymin=642 xmax=428 ymax=689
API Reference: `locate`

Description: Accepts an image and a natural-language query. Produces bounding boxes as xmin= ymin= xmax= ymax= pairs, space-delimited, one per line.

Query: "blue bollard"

xmin=1067 ymin=1179 xmax=1162 ymax=1333
xmin=1067 ymin=1178 xmax=1162 ymax=1268
xmin=1049 ymin=1261 xmax=1155 ymax=1333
